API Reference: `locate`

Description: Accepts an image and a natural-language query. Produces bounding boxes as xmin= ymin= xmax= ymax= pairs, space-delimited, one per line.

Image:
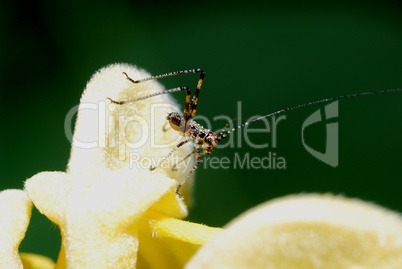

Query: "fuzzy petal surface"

xmin=186 ymin=194 xmax=402 ymax=268
xmin=0 ymin=190 xmax=32 ymax=269
xmin=24 ymin=64 xmax=220 ymax=269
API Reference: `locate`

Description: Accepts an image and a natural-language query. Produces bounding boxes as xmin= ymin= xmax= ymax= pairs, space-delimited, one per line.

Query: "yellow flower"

xmin=2 ymin=64 xmax=402 ymax=268
xmin=186 ymin=194 xmax=402 ymax=268
xmin=23 ymin=64 xmax=222 ymax=268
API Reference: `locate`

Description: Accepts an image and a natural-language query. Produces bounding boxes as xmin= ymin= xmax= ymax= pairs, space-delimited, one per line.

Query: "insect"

xmin=108 ymin=69 xmax=402 ymax=194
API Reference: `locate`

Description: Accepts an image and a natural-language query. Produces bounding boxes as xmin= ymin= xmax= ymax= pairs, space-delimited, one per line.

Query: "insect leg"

xmin=150 ymin=139 xmax=192 ymax=171
xmin=172 ymin=149 xmax=196 ymax=171
xmin=181 ymin=69 xmax=205 ymax=131
xmin=108 ymin=86 xmax=191 ymax=105
xmin=110 ymin=69 xmax=205 ymax=128
xmin=189 ymin=69 xmax=205 ymax=119
xmin=176 ymin=142 xmax=202 ymax=194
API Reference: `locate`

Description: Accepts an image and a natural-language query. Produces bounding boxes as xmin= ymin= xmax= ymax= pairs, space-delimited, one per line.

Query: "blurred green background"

xmin=1 ymin=0 xmax=402 ymax=261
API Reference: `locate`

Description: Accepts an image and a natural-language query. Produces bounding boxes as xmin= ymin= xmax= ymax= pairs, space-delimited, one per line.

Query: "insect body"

xmin=109 ymin=69 xmax=222 ymax=192
xmin=108 ymin=69 xmax=402 ymax=193
xmin=167 ymin=111 xmax=219 ymax=155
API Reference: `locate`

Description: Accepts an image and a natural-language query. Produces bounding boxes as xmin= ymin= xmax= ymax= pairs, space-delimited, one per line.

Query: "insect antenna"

xmin=218 ymin=117 xmax=268 ymax=138
xmin=217 ymin=89 xmax=402 ymax=142
xmin=218 ymin=117 xmax=242 ymax=137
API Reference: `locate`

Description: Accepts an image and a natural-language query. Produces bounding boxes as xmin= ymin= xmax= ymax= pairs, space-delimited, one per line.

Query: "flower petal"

xmin=0 ymin=189 xmax=32 ymax=269
xmin=24 ymin=64 xmax=196 ymax=268
xmin=67 ymin=64 xmax=194 ymax=187
xmin=20 ymin=253 xmax=55 ymax=269
xmin=25 ymin=169 xmax=186 ymax=268
xmin=24 ymin=172 xmax=67 ymax=226
xmin=186 ymin=194 xmax=402 ymax=268
xmin=137 ymin=219 xmax=200 ymax=268
xmin=147 ymin=210 xmax=222 ymax=245
xmin=136 ymin=210 xmax=222 ymax=269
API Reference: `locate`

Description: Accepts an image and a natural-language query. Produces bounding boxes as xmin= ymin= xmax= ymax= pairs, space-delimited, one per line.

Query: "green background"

xmin=2 ymin=0 xmax=402 ymax=261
